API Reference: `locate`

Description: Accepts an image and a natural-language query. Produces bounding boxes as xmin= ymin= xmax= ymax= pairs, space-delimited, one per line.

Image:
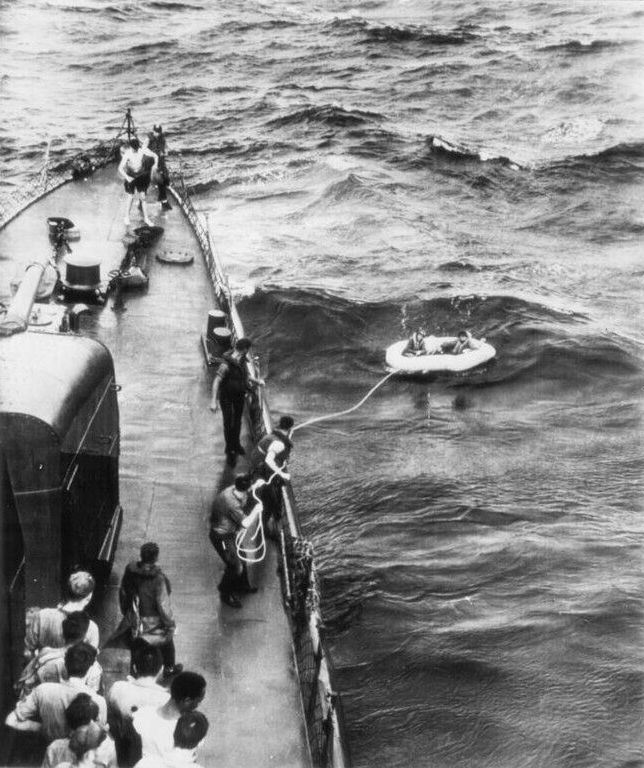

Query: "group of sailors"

xmin=4 ymin=568 xmax=207 ymax=768
xmin=3 ymin=121 xmax=302 ymax=767
xmin=207 ymin=333 xmax=296 ymax=602
xmin=3 ymin=347 xmax=297 ymax=767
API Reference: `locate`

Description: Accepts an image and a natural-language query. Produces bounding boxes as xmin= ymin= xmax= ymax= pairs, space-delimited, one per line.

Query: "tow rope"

xmin=291 ymin=370 xmax=396 ymax=433
xmin=235 ymin=371 xmax=396 ymax=561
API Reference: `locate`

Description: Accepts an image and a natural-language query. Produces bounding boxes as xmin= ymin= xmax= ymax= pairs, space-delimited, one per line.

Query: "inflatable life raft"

xmin=386 ymin=337 xmax=496 ymax=374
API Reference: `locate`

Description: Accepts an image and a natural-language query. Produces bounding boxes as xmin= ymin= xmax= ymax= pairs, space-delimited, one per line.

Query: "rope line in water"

xmin=236 ymin=373 xmax=397 ymax=560
xmin=292 ymin=370 xmax=396 ymax=433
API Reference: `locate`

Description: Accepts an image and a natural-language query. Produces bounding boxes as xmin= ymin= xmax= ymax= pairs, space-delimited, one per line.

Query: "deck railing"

xmin=0 ymin=133 xmax=350 ymax=768
xmin=171 ymin=171 xmax=349 ymax=768
xmin=0 ymin=140 xmax=121 ymax=233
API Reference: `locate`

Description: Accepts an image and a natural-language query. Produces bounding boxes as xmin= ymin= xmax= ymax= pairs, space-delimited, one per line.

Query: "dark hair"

xmin=65 ymin=693 xmax=99 ymax=730
xmin=174 ymin=711 xmax=209 ymax=749
xmin=278 ymin=416 xmax=294 ymax=431
xmin=62 ymin=612 xmax=90 ymax=644
xmin=170 ymin=671 xmax=206 ymax=704
xmin=140 ymin=542 xmax=159 ymax=564
xmin=153 ymin=124 xmax=162 ymax=133
xmin=129 ymin=137 xmax=141 ymax=151
xmin=234 ymin=474 xmax=251 ymax=492
xmin=457 ymin=330 xmax=468 ymax=339
xmin=65 ymin=642 xmax=97 ymax=678
xmin=131 ymin=639 xmax=163 ymax=677
xmin=235 ymin=337 xmax=252 ymax=352
xmin=68 ymin=721 xmax=106 ymax=760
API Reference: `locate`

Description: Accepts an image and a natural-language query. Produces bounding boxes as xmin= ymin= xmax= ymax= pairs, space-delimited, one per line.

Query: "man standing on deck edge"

xmin=210 ymin=337 xmax=263 ymax=466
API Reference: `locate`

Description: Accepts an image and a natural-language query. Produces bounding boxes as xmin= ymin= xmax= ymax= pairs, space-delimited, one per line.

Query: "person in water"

xmin=442 ymin=330 xmax=481 ymax=354
xmin=147 ymin=125 xmax=172 ymax=211
xmin=118 ymin=137 xmax=158 ymax=227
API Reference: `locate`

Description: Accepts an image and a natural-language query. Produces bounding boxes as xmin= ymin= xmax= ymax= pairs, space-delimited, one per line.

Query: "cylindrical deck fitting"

xmin=212 ymin=326 xmax=232 ymax=356
xmin=206 ymin=309 xmax=227 ymax=339
xmin=61 ymin=253 xmax=101 ymax=291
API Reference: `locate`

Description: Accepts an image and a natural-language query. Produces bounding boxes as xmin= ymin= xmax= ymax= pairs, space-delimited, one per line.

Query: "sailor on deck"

xmin=119 ymin=137 xmax=158 ymax=227
xmin=209 ymin=474 xmax=256 ymax=609
xmin=210 ymin=337 xmax=264 ymax=466
xmin=5 ymin=643 xmax=107 ymax=744
xmin=249 ymin=416 xmax=294 ymax=533
xmin=250 ymin=416 xmax=294 ymax=484
xmin=25 ymin=571 xmax=99 ymax=658
xmin=147 ymin=124 xmax=172 ymax=211
xmin=118 ymin=543 xmax=182 ymax=679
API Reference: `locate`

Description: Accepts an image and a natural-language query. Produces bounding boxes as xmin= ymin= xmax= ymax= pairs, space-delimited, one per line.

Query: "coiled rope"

xmin=235 ymin=472 xmax=279 ymax=564
xmin=291 ymin=370 xmax=396 ymax=434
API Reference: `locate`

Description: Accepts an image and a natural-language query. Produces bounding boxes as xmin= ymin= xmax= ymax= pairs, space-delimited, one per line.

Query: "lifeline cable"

xmin=291 ymin=370 xmax=397 ymax=434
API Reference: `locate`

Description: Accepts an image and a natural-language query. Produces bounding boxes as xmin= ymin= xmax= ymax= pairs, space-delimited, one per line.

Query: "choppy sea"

xmin=1 ymin=1 xmax=643 ymax=766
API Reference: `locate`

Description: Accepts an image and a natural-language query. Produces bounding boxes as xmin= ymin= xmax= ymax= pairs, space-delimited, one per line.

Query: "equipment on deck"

xmin=201 ymin=308 xmax=232 ymax=366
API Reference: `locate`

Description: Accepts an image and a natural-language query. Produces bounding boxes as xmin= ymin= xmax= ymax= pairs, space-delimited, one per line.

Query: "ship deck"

xmin=0 ymin=167 xmax=310 ymax=767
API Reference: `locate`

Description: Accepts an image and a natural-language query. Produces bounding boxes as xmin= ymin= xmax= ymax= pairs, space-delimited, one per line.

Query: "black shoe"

xmin=220 ymin=593 xmax=242 ymax=609
xmin=241 ymin=585 xmax=258 ymax=594
xmin=226 ymin=451 xmax=237 ymax=467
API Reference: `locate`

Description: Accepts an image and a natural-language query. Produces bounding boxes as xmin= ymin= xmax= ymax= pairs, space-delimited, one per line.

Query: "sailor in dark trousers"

xmin=147 ymin=124 xmax=172 ymax=211
xmin=249 ymin=416 xmax=294 ymax=532
xmin=209 ymin=474 xmax=256 ymax=609
xmin=210 ymin=337 xmax=263 ymax=466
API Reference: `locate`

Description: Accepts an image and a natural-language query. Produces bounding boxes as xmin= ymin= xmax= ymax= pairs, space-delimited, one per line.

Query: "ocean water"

xmin=1 ymin=1 xmax=643 ymax=766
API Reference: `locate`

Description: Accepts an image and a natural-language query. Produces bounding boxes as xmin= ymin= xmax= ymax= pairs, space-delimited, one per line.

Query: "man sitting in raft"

xmin=402 ymin=328 xmax=427 ymax=356
xmin=441 ymin=330 xmax=481 ymax=354
xmin=403 ymin=328 xmax=481 ymax=357
xmin=403 ymin=328 xmax=443 ymax=356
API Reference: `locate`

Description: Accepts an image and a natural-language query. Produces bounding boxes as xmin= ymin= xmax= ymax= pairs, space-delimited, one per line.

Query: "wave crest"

xmin=267 ymin=104 xmax=382 ymax=130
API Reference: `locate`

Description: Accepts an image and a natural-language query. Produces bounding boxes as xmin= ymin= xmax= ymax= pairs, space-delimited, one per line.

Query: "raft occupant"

xmin=210 ymin=337 xmax=264 ymax=467
xmin=402 ymin=328 xmax=427 ymax=357
xmin=118 ymin=137 xmax=158 ymax=227
xmin=443 ymin=330 xmax=481 ymax=355
xmin=147 ymin=124 xmax=172 ymax=211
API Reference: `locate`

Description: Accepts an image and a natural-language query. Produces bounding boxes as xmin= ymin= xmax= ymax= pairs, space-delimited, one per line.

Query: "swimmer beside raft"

xmin=386 ymin=329 xmax=495 ymax=374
